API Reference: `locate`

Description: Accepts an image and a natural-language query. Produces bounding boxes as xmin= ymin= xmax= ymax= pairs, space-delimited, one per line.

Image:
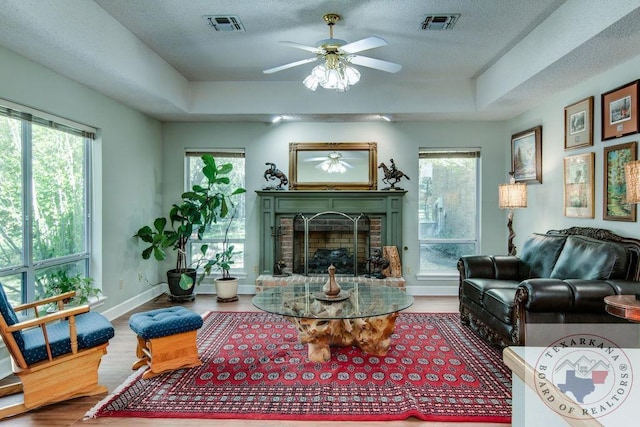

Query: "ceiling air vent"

xmin=203 ymin=15 xmax=246 ymax=32
xmin=420 ymin=14 xmax=460 ymax=30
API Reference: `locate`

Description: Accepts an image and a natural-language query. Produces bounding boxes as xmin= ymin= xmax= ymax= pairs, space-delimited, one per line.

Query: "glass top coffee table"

xmin=252 ymin=278 xmax=413 ymax=362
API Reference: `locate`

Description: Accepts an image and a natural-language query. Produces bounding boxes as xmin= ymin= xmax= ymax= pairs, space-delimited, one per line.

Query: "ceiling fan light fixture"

xmin=303 ymin=74 xmax=319 ymax=91
xmin=320 ymin=159 xmax=348 ymax=173
xmin=304 ymin=60 xmax=359 ymax=92
xmin=344 ymin=65 xmax=361 ymax=85
xmin=270 ymin=12 xmax=400 ymax=93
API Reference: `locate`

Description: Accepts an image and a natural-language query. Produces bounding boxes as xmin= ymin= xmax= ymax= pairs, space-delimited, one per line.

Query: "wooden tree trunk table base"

xmin=287 ymin=313 xmax=399 ymax=362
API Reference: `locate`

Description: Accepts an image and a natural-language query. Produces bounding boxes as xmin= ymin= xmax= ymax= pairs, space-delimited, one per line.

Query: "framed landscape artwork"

xmin=603 ymin=141 xmax=637 ymax=221
xmin=564 ymin=152 xmax=595 ymax=218
xmin=601 ymin=80 xmax=640 ymax=141
xmin=511 ymin=126 xmax=542 ymax=184
xmin=564 ymin=96 xmax=593 ymax=150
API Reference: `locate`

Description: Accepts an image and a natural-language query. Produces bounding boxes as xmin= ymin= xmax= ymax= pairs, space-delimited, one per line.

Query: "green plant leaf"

xmin=217 ymin=163 xmax=233 ymax=174
xmin=202 ymin=164 xmax=216 ymax=182
xmin=141 ymin=246 xmax=153 ymax=259
xmin=179 ymin=273 xmax=194 ymax=290
xmin=153 ymin=217 xmax=167 ymax=232
xmin=153 ymin=246 xmax=166 ymax=261
xmin=134 ymin=225 xmax=154 ymax=242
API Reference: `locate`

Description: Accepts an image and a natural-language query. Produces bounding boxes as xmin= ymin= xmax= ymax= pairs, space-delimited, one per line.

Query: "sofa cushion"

xmin=483 ymin=288 xmax=517 ymax=323
xmin=564 ymin=280 xmax=617 ymax=312
xmin=550 ymin=235 xmax=630 ymax=280
xmin=520 ymin=233 xmax=567 ymax=278
xmin=462 ymin=278 xmax=520 ymax=306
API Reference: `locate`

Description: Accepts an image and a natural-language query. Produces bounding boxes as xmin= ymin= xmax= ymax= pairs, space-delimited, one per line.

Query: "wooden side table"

xmin=604 ymin=295 xmax=640 ymax=322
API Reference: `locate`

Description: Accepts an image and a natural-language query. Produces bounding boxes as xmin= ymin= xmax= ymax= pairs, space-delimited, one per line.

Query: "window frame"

xmin=184 ymin=149 xmax=246 ymax=279
xmin=0 ymin=98 xmax=95 ymax=304
xmin=417 ymin=148 xmax=480 ymax=277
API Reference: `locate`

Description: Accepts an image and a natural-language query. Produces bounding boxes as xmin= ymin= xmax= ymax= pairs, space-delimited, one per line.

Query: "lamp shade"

xmin=498 ymin=182 xmax=527 ymax=209
xmin=624 ymin=160 xmax=640 ymax=204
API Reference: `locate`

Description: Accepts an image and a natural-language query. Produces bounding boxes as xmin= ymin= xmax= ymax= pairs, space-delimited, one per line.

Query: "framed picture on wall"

xmin=564 ymin=96 xmax=593 ymax=150
xmin=511 ymin=126 xmax=542 ymax=184
xmin=564 ymin=152 xmax=595 ymax=218
xmin=601 ymin=80 xmax=640 ymax=141
xmin=603 ymin=141 xmax=637 ymax=221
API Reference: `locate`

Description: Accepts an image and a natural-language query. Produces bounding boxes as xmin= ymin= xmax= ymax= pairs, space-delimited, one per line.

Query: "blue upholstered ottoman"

xmin=128 ymin=306 xmax=203 ymax=379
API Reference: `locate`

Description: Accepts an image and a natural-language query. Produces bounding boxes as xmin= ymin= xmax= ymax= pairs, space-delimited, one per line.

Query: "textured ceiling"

xmin=1 ymin=0 xmax=640 ymax=122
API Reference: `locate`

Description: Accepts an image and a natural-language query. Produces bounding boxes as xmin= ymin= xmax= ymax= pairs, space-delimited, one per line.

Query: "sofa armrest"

xmin=516 ymin=279 xmax=620 ymax=312
xmin=604 ymin=280 xmax=640 ymax=295
xmin=516 ymin=279 xmax=573 ymax=311
xmin=458 ymin=255 xmax=522 ymax=280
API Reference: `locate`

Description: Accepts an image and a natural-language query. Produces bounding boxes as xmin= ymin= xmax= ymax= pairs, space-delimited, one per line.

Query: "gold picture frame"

xmin=563 ymin=152 xmax=595 ymax=218
xmin=603 ymin=141 xmax=637 ymax=221
xmin=564 ymin=96 xmax=594 ymax=150
xmin=288 ymin=142 xmax=377 ymax=190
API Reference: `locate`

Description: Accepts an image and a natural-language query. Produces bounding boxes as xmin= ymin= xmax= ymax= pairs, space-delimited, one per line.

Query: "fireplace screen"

xmin=290 ymin=212 xmax=371 ymax=276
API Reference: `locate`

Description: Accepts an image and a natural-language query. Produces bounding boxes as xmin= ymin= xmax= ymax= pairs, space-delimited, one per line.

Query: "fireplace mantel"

xmin=256 ymin=190 xmax=406 ymax=275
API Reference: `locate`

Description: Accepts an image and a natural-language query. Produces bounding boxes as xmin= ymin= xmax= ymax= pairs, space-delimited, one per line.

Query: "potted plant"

xmin=38 ymin=270 xmax=101 ymax=307
xmin=134 ymin=154 xmax=245 ymax=301
xmin=201 ymin=207 xmax=242 ymax=302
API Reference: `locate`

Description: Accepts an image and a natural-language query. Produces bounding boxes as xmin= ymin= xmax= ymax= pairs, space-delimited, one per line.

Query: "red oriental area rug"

xmin=86 ymin=311 xmax=511 ymax=423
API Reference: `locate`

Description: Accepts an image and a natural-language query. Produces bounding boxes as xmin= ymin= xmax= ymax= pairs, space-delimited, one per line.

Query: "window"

xmin=185 ymin=150 xmax=245 ymax=276
xmin=418 ymin=149 xmax=479 ymax=275
xmin=0 ymin=100 xmax=94 ymax=305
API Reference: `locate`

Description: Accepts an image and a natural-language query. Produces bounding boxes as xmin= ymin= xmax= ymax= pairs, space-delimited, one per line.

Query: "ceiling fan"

xmin=263 ymin=13 xmax=402 ymax=91
xmin=305 ymin=151 xmax=354 ymax=173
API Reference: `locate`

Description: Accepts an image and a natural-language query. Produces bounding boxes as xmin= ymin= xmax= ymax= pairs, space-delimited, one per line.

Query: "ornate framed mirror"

xmin=289 ymin=142 xmax=377 ymax=190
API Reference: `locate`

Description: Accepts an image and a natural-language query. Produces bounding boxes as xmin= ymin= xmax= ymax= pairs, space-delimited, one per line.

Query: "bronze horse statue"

xmin=263 ymin=162 xmax=288 ymax=189
xmin=378 ymin=159 xmax=409 ymax=190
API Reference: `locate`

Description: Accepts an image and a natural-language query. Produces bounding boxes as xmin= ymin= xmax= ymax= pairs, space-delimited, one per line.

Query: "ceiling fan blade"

xmin=340 ymin=36 xmax=388 ymax=54
xmin=263 ymin=57 xmax=318 ymax=74
xmin=279 ymin=41 xmax=323 ymax=54
xmin=348 ymin=55 xmax=402 ymax=73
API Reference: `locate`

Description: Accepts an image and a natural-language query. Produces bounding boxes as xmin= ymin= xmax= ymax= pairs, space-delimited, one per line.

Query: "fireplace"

xmin=257 ymin=190 xmax=406 ymax=276
xmin=276 ymin=212 xmax=380 ymax=276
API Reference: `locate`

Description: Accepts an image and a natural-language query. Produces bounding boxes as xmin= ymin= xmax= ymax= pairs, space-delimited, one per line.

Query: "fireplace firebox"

xmin=291 ymin=212 xmax=371 ymax=275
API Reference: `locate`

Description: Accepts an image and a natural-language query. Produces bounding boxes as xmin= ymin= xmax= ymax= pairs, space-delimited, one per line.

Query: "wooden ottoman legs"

xmin=132 ymin=330 xmax=201 ymax=379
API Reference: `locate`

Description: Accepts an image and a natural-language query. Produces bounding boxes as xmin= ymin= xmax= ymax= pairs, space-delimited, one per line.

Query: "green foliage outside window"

xmin=0 ymin=109 xmax=90 ymax=302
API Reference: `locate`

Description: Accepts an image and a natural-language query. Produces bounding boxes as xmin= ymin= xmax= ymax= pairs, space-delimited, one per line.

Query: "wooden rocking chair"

xmin=0 ymin=283 xmax=115 ymax=419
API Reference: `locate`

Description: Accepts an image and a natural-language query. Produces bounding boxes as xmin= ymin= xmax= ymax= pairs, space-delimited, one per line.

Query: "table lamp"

xmin=624 ymin=160 xmax=640 ymax=204
xmin=498 ymin=172 xmax=527 ymax=256
xmin=624 ymin=160 xmax=640 ymax=300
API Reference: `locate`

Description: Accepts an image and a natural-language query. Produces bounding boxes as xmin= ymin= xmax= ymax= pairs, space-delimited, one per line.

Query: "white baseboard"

xmin=405 ymin=285 xmax=457 ymax=296
xmin=99 ymin=283 xmax=168 ymax=321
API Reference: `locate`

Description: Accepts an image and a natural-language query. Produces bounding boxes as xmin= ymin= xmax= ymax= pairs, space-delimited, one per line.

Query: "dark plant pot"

xmin=167 ymin=268 xmax=197 ymax=302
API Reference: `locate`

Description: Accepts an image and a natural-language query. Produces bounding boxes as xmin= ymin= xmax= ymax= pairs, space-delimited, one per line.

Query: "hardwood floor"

xmin=1 ymin=294 xmax=507 ymax=427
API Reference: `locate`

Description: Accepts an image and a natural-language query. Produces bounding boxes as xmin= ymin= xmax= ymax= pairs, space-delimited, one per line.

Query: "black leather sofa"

xmin=458 ymin=227 xmax=640 ymax=346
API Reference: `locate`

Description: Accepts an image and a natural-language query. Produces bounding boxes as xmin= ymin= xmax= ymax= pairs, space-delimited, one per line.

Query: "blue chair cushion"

xmin=0 ymin=283 xmax=26 ymax=351
xmin=20 ymin=311 xmax=115 ymax=365
xmin=128 ymin=306 xmax=203 ymax=340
